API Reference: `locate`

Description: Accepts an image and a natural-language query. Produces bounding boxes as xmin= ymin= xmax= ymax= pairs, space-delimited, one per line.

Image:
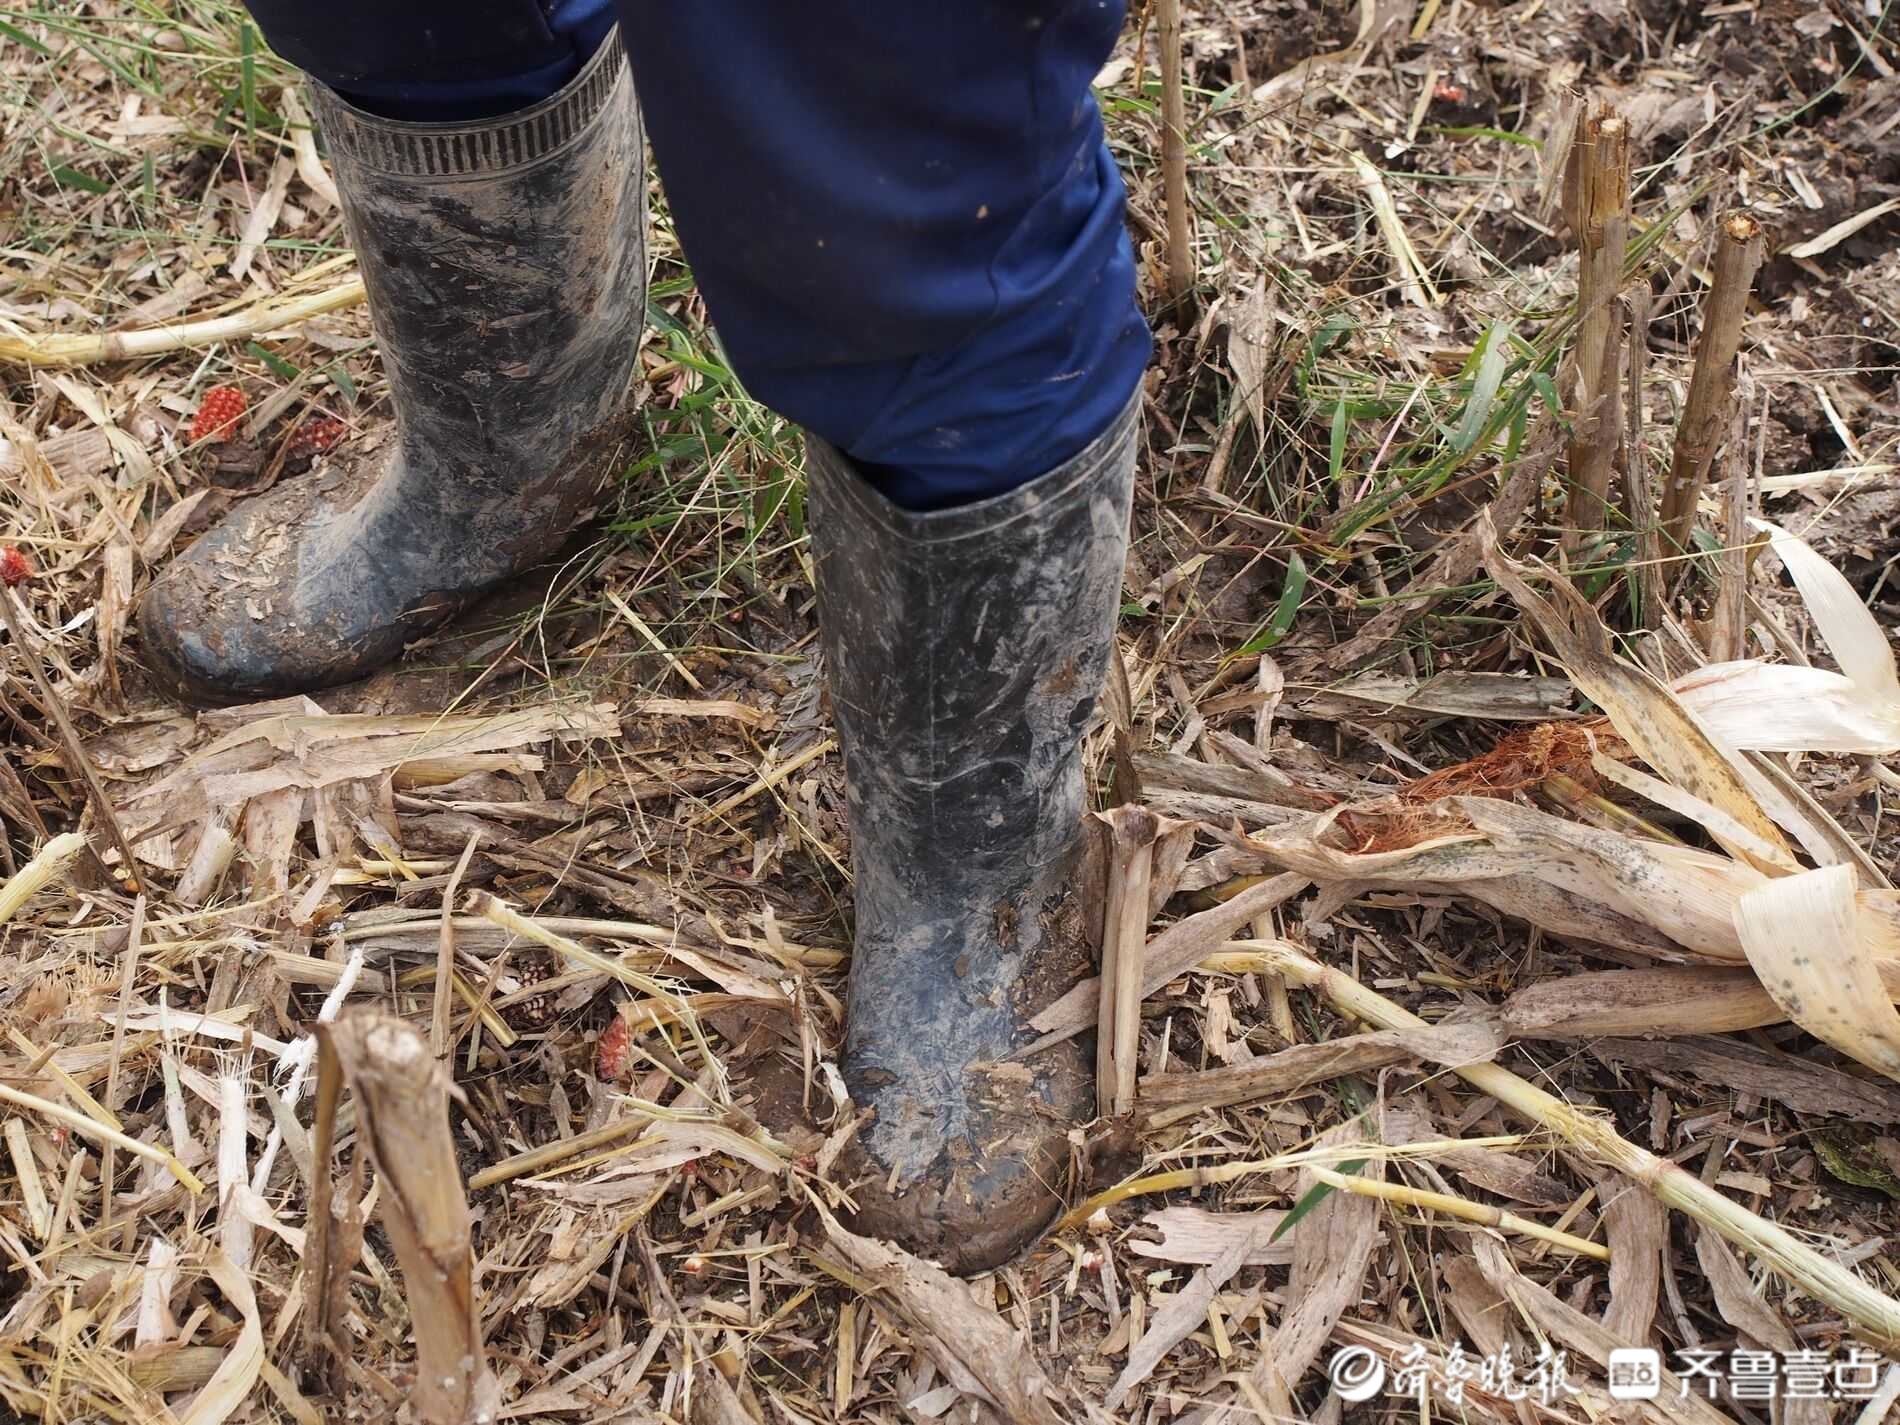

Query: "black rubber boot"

xmin=809 ymin=392 xmax=1139 ymax=1273
xmin=139 ymin=33 xmax=646 ymax=704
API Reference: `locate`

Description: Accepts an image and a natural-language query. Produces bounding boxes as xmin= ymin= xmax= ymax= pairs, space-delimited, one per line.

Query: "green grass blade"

xmin=1270 ymin=1156 xmax=1370 ymax=1242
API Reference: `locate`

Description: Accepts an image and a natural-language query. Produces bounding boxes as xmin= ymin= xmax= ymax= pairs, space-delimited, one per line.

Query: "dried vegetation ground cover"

xmin=3 ymin=0 xmax=1900 ymax=1421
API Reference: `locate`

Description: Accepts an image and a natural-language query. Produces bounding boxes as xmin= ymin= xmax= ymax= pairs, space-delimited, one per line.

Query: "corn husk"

xmin=1734 ymin=864 xmax=1900 ymax=1080
xmin=1673 ymin=518 xmax=1900 ymax=753
xmin=177 ymin=1249 xmax=264 ymax=1425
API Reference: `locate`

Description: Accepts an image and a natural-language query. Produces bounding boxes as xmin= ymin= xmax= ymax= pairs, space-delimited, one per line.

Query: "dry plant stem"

xmin=304 ymin=1024 xmax=343 ymax=1372
xmin=5 ymin=1027 xmax=120 ymax=1131
xmin=0 ymin=830 xmax=84 ymax=925
xmin=1157 ymin=0 xmax=1194 ymax=307
xmin=319 ymin=1012 xmax=499 ymax=1425
xmin=467 ymin=1115 xmax=652 ymax=1191
xmin=1096 ymin=806 xmax=1162 ymax=1116
xmin=0 ymin=1080 xmax=201 ymax=1192
xmin=0 ymin=276 xmax=366 ymax=367
xmin=1140 ymin=1030 xmax=1417 ymax=1128
xmin=1306 ymin=1165 xmax=1608 ymax=1259
xmin=1659 ymin=212 xmax=1766 ymax=559
xmin=1563 ymin=106 xmax=1630 ymax=541
xmin=1709 ymin=400 xmax=1751 ymax=660
xmin=1571 ymin=300 xmax=1628 ymax=543
xmin=1236 ymin=938 xmax=1900 ymax=1345
xmin=434 ymin=833 xmax=482 ymax=1058
xmin=0 ymin=588 xmax=143 ymax=889
xmin=1621 ymin=286 xmax=1666 ymax=621
xmin=1026 ymin=870 xmax=1309 ymax=1048
xmin=1059 ymin=1136 xmax=1515 ymax=1230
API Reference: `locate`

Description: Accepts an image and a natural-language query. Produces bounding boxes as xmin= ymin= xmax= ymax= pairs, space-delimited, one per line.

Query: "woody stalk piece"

xmin=314 ymin=1011 xmax=497 ymax=1425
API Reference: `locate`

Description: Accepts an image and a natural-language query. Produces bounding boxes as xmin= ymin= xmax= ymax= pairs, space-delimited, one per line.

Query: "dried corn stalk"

xmin=317 ymin=1012 xmax=497 ymax=1425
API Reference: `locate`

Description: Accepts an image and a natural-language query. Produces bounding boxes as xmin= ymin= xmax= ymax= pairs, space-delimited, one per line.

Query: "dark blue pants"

xmin=242 ymin=1 xmax=1151 ymax=512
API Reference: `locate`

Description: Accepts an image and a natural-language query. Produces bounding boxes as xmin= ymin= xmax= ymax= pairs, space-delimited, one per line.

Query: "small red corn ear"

xmin=0 ymin=545 xmax=33 ymax=588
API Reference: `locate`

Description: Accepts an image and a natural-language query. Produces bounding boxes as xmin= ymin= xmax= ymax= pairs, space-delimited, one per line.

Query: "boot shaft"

xmin=309 ymin=32 xmax=646 ymax=515
xmin=811 ymin=397 xmax=1139 ymax=887
xmin=810 ymin=394 xmax=1138 ymax=1165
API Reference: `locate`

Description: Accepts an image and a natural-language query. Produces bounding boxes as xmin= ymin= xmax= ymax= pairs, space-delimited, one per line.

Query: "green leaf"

xmin=1233 ymin=550 xmax=1308 ymax=656
xmin=1270 ymin=1157 xmax=1369 ymax=1242
xmin=1314 ymin=312 xmax=1353 ymax=356
xmin=1327 ymin=402 xmax=1349 ymax=484
xmin=1452 ymin=320 xmax=1514 ymax=455
xmin=1426 ymin=124 xmax=1542 ymax=148
xmin=239 ymin=22 xmax=261 ymax=132
xmin=246 ymin=341 xmax=300 ymax=381
xmin=325 ymin=361 xmax=357 ymax=403
xmin=784 ymin=479 xmax=807 ymax=541
xmin=49 ymin=165 xmax=109 ymax=194
xmin=0 ymin=19 xmax=51 ymax=56
xmin=1530 ymin=370 xmax=1564 ymax=420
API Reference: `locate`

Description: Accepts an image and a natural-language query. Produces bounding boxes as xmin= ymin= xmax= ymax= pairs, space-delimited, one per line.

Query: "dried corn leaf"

xmin=1027 ymin=871 xmax=1308 ymax=1044
xmin=1600 ymin=1173 xmax=1666 ymax=1344
xmin=1588 ymin=751 xmax=1797 ymax=872
xmin=1246 ymin=796 xmax=1763 ymax=960
xmin=1251 ymin=1122 xmax=1379 ymax=1395
xmin=1440 ymin=1255 xmax=1518 ymax=1361
xmin=1471 ymin=1237 xmax=1730 ymax=1425
xmin=1295 ymin=670 xmax=1575 ymax=722
xmin=177 ymin=1249 xmax=263 ymax=1425
xmin=1138 ymin=1026 xmax=1469 ymax=1127
xmin=125 ymin=701 xmax=617 ymax=835
xmin=1591 ymin=1035 xmax=1900 ymax=1122
xmin=1386 ymin=1102 xmax=1566 ymax=1206
xmin=818 ymin=1213 xmax=1068 ymax=1425
xmin=1107 ymin=1214 xmax=1261 ymax=1407
xmin=1481 ymin=520 xmax=1793 ymax=873
xmin=1676 ymin=661 xmax=1900 ymax=754
xmin=1673 ymin=517 xmax=1900 ymax=753
xmin=1128 ymin=1207 xmax=1296 ymax=1267
xmin=1734 ymin=864 xmax=1900 ymax=1080
xmin=1504 ymin=966 xmax=1786 ymax=1038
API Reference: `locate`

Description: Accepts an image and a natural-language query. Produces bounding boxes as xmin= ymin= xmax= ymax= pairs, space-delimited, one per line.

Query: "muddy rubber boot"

xmin=809 ymin=392 xmax=1139 ymax=1274
xmin=138 ymin=33 xmax=646 ymax=704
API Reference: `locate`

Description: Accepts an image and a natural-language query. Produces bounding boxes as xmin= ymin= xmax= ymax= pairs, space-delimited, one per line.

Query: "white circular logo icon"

xmin=1328 ymin=1346 xmax=1387 ymax=1402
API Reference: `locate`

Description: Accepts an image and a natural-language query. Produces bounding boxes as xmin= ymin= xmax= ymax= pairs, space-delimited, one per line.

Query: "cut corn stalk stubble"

xmin=1659 ymin=211 xmax=1766 ymax=561
xmin=1563 ymin=104 xmax=1630 ymax=540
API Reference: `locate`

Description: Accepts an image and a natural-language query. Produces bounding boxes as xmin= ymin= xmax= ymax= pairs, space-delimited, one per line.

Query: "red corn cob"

xmin=287 ymin=415 xmax=348 ymax=458
xmin=187 ymin=385 xmax=248 ymax=444
xmin=595 ymin=1014 xmax=632 ymax=1082
xmin=0 ymin=545 xmax=32 ymax=588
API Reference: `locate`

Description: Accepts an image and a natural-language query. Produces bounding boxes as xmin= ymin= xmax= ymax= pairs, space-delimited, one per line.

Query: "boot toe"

xmin=137 ymin=571 xmax=248 ymax=706
xmin=844 ymin=1131 xmax=1074 ymax=1274
xmin=136 ymin=473 xmax=412 ymax=705
xmin=842 ymin=1035 xmax=1092 ymax=1273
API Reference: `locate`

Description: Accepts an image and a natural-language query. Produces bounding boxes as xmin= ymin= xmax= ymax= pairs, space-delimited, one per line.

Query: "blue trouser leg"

xmin=238 ymin=2 xmax=1151 ymax=511
xmin=239 ymin=0 xmax=616 ymax=121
